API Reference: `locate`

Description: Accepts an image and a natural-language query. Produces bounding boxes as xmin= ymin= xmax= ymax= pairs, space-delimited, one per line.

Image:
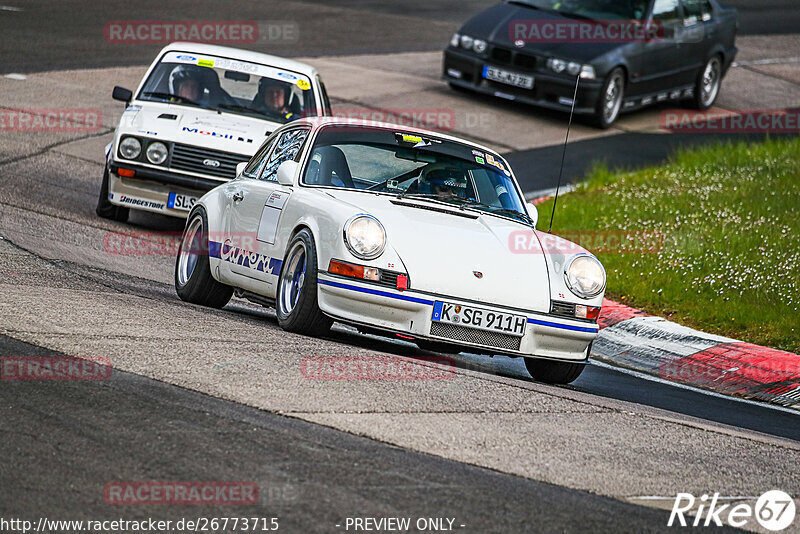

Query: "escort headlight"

xmin=460 ymin=35 xmax=474 ymax=50
xmin=450 ymin=33 xmax=461 ymax=47
xmin=145 ymin=142 xmax=168 ymax=165
xmin=119 ymin=137 xmax=141 ymax=160
xmin=580 ymin=65 xmax=596 ymax=79
xmin=472 ymin=39 xmax=488 ymax=53
xmin=567 ymin=62 xmax=582 ymax=76
xmin=344 ymin=215 xmax=386 ymax=260
xmin=564 ymin=255 xmax=606 ymax=299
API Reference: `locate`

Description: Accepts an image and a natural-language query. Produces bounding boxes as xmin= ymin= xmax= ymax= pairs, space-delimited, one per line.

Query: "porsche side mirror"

xmin=276 ymin=160 xmax=298 ymax=186
xmin=236 ymin=162 xmax=247 ymax=177
xmin=112 ymin=86 xmax=133 ymax=104
xmin=526 ymin=201 xmax=539 ymax=228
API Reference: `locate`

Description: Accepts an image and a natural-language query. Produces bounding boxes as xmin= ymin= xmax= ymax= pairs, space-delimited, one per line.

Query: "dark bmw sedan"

xmin=443 ymin=0 xmax=738 ymax=128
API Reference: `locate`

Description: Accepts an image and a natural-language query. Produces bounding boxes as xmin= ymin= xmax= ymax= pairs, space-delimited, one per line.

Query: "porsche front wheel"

xmin=276 ymin=229 xmax=332 ymax=336
xmin=174 ymin=209 xmax=232 ymax=308
xmin=524 ymin=358 xmax=585 ymax=384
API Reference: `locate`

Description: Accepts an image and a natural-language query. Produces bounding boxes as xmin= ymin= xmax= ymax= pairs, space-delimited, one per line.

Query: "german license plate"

xmin=432 ymin=301 xmax=526 ymax=337
xmin=167 ymin=192 xmax=198 ymax=211
xmin=483 ymin=65 xmax=534 ymax=89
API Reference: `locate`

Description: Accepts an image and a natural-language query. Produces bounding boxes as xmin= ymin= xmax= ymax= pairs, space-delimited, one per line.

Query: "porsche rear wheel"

xmin=174 ymin=209 xmax=232 ymax=308
xmin=95 ymin=165 xmax=129 ymax=222
xmin=524 ymin=358 xmax=585 ymax=384
xmin=276 ymin=229 xmax=332 ymax=336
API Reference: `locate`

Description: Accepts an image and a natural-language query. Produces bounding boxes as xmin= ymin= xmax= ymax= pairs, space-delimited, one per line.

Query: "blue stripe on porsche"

xmin=209 ymin=240 xmax=222 ymax=259
xmin=527 ymin=317 xmax=598 ymax=333
xmin=318 ymin=279 xmax=435 ymax=306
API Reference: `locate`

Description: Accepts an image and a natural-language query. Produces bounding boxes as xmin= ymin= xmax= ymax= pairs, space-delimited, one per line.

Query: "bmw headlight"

xmin=118 ymin=137 xmax=141 ymax=160
xmin=450 ymin=33 xmax=460 ymax=47
xmin=564 ymin=255 xmax=606 ymax=299
xmin=145 ymin=142 xmax=168 ymax=165
xmin=460 ymin=34 xmax=474 ymax=49
xmin=567 ymin=62 xmax=582 ymax=76
xmin=344 ymin=215 xmax=386 ymax=260
xmin=472 ymin=39 xmax=487 ymax=53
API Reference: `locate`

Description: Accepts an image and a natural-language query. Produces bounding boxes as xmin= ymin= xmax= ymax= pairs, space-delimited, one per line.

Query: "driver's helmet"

xmin=419 ymin=168 xmax=468 ymax=197
xmin=168 ymin=65 xmax=210 ymax=95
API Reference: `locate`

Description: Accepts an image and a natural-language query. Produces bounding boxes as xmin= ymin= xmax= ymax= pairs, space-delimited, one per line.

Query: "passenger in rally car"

xmin=253 ymin=78 xmax=299 ymax=121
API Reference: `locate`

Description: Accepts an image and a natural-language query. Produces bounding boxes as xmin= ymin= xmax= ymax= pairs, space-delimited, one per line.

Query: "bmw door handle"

xmin=232 ymin=191 xmax=244 ymax=203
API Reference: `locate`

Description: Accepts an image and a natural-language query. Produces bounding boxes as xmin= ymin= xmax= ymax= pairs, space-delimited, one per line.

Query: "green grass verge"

xmin=536 ymin=137 xmax=800 ymax=353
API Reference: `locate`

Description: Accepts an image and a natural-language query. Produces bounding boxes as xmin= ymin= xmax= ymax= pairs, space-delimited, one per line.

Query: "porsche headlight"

xmin=146 ymin=142 xmax=168 ymax=165
xmin=344 ymin=215 xmax=386 ymax=260
xmin=564 ymin=255 xmax=606 ymax=299
xmin=119 ymin=137 xmax=141 ymax=160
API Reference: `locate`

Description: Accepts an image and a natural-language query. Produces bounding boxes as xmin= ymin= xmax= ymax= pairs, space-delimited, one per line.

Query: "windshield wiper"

xmin=490 ymin=208 xmax=536 ymax=226
xmin=140 ymin=92 xmax=205 ymax=108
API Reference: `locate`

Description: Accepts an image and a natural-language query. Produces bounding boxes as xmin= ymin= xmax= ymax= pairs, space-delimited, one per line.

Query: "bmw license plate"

xmin=432 ymin=301 xmax=526 ymax=337
xmin=167 ymin=192 xmax=198 ymax=211
xmin=482 ymin=65 xmax=534 ymax=89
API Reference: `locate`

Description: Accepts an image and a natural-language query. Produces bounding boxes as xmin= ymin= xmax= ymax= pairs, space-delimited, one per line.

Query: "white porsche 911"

xmin=174 ymin=117 xmax=606 ymax=384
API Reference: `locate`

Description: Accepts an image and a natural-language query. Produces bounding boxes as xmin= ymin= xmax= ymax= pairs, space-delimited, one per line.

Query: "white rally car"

xmin=174 ymin=118 xmax=606 ymax=384
xmin=96 ymin=42 xmax=331 ymax=222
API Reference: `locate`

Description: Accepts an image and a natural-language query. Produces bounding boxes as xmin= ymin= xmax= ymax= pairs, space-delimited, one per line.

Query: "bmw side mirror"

xmin=236 ymin=162 xmax=247 ymax=177
xmin=276 ymin=160 xmax=298 ymax=186
xmin=112 ymin=86 xmax=133 ymax=104
xmin=526 ymin=202 xmax=539 ymax=228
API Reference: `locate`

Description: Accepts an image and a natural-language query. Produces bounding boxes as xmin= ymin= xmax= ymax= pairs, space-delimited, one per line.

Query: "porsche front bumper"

xmin=317 ymin=273 xmax=598 ymax=362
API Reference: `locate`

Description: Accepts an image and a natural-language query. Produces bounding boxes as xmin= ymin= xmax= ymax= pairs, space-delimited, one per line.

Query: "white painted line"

xmin=4 ymin=73 xmax=26 ymax=80
xmin=0 ymin=5 xmax=23 ymax=11
xmin=732 ymin=57 xmax=800 ymax=67
xmin=591 ymin=359 xmax=800 ymax=416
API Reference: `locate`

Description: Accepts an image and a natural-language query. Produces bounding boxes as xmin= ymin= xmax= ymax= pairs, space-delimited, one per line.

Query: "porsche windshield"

xmin=303 ymin=126 xmax=531 ymax=225
xmin=137 ymin=52 xmax=317 ymax=123
xmin=511 ymin=0 xmax=649 ymax=20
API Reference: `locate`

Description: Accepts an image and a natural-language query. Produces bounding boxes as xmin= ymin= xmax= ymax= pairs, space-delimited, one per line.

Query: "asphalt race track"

xmin=1 ymin=1 xmax=799 ymax=532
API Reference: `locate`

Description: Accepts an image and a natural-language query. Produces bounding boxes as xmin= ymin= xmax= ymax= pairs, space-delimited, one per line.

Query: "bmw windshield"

xmin=137 ymin=51 xmax=318 ymax=123
xmin=510 ymin=0 xmax=649 ymax=20
xmin=303 ymin=125 xmax=533 ymax=226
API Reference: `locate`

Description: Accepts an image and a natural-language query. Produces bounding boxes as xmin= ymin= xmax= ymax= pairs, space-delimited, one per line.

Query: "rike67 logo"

xmin=669 ymin=490 xmax=796 ymax=531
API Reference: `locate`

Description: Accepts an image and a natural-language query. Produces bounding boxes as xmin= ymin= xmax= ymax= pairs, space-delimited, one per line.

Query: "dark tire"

xmin=590 ymin=67 xmax=625 ymax=129
xmin=174 ymin=209 xmax=232 ymax=308
xmin=95 ymin=165 xmax=129 ymax=222
xmin=415 ymin=340 xmax=461 ymax=354
xmin=276 ymin=228 xmax=332 ymax=336
xmin=524 ymin=358 xmax=585 ymax=384
xmin=688 ymin=55 xmax=722 ymax=110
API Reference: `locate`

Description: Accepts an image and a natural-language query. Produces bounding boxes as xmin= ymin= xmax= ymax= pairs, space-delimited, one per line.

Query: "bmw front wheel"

xmin=591 ymin=68 xmax=625 ymax=129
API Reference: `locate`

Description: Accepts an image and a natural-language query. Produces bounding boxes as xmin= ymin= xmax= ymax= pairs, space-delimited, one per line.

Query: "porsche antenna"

xmin=548 ymin=74 xmax=581 ymax=234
